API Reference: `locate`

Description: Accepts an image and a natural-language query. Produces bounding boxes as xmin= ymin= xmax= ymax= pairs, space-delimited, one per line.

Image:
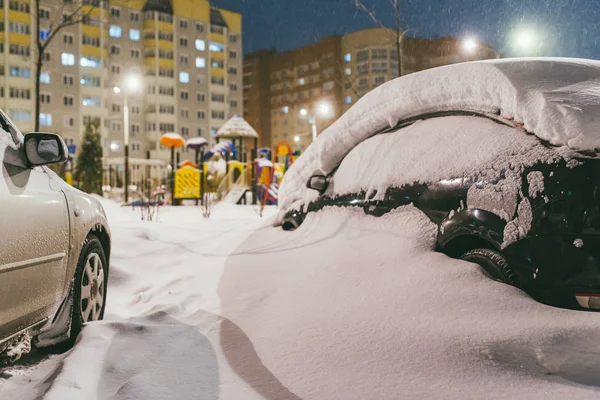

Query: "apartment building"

xmin=244 ymin=27 xmax=499 ymax=152
xmin=242 ymin=49 xmax=272 ymax=149
xmin=0 ymin=0 xmax=242 ymax=168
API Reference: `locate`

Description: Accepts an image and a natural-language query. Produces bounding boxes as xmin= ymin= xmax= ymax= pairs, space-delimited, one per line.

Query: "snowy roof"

xmin=215 ymin=115 xmax=259 ymax=139
xmin=278 ymin=58 xmax=600 ymax=219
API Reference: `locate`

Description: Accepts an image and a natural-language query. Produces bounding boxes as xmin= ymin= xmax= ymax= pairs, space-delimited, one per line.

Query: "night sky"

xmin=211 ymin=0 xmax=600 ymax=59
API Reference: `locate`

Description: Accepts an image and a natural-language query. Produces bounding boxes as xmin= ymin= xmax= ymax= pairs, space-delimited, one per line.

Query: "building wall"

xmin=0 ymin=0 xmax=242 ymax=170
xmin=267 ymin=35 xmax=343 ymax=151
xmin=244 ymin=27 xmax=499 ymax=153
xmin=243 ymin=49 xmax=273 ymax=149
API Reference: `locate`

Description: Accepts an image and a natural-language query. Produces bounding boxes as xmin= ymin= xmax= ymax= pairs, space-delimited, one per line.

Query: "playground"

xmin=104 ymin=115 xmax=299 ymax=218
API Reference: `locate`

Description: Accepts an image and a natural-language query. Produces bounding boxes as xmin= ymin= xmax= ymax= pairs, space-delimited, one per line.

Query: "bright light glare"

xmin=300 ymin=108 xmax=307 ymax=116
xmin=318 ymin=102 xmax=330 ymax=116
xmin=515 ymin=29 xmax=536 ymax=50
xmin=294 ymin=135 xmax=300 ymax=142
xmin=462 ymin=37 xmax=478 ymax=53
xmin=124 ymin=73 xmax=142 ymax=92
xmin=112 ymin=86 xmax=121 ymax=94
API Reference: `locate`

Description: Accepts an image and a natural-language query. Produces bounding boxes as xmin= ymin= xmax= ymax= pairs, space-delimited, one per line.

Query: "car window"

xmin=581 ymin=185 xmax=600 ymax=233
xmin=537 ymin=198 xmax=571 ymax=234
xmin=0 ymin=112 xmax=11 ymax=134
xmin=0 ymin=110 xmax=18 ymax=145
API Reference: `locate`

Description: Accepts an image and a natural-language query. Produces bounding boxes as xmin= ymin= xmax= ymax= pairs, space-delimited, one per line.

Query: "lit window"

xmin=9 ymin=110 xmax=31 ymax=122
xmin=109 ymin=25 xmax=122 ymax=38
xmin=283 ymin=106 xmax=289 ymax=114
xmin=40 ymin=29 xmax=50 ymax=41
xmin=61 ymin=53 xmax=75 ymax=66
xmin=40 ymin=72 xmax=50 ymax=84
xmin=345 ymin=96 xmax=352 ymax=105
xmin=129 ymin=29 xmax=140 ymax=41
xmin=40 ymin=113 xmax=52 ymax=126
xmin=209 ymin=42 xmax=224 ymax=52
xmin=345 ymin=68 xmax=351 ymax=76
xmin=10 ymin=66 xmax=30 ymax=78
xmin=179 ymin=72 xmax=189 ymax=83
xmin=298 ymin=78 xmax=305 ymax=86
xmin=195 ymin=57 xmax=205 ymax=68
xmin=80 ymin=56 xmax=101 ymax=68
xmin=195 ymin=39 xmax=205 ymax=51
xmin=82 ymin=96 xmax=101 ymax=107
xmin=80 ymin=76 xmax=101 ymax=87
xmin=344 ymin=53 xmax=351 ymax=62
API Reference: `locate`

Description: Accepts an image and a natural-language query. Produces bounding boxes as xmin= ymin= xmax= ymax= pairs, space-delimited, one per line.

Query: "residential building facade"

xmin=242 ymin=49 xmax=272 ymax=149
xmin=244 ymin=27 xmax=499 ymax=153
xmin=0 ymin=0 xmax=242 ymax=177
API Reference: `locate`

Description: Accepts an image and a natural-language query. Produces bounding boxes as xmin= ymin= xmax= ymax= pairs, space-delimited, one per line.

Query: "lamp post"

xmin=300 ymin=101 xmax=331 ymax=143
xmin=113 ymin=73 xmax=142 ymax=204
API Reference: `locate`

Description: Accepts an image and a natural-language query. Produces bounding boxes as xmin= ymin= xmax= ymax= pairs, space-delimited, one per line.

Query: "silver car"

xmin=0 ymin=111 xmax=110 ymax=362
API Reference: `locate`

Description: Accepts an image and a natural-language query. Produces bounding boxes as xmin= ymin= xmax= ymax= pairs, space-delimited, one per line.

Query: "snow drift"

xmin=5 ymin=202 xmax=600 ymax=399
xmin=278 ymin=58 xmax=600 ymax=221
xmin=219 ymin=206 xmax=600 ymax=399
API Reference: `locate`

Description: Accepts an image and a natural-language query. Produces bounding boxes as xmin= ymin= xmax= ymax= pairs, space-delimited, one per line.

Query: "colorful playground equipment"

xmin=169 ymin=135 xmax=301 ymax=211
xmin=256 ymin=140 xmax=298 ymax=209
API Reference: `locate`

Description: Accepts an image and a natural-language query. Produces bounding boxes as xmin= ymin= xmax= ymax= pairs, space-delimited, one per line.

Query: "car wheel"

xmin=460 ymin=248 xmax=518 ymax=286
xmin=70 ymin=236 xmax=108 ymax=344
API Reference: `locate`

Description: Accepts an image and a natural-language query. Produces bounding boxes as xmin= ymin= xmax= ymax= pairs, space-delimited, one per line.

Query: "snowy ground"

xmin=3 ymin=201 xmax=600 ymax=399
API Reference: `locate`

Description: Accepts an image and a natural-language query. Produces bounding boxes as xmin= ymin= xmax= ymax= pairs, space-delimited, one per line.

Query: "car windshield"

xmin=4 ymin=1 xmax=600 ymax=400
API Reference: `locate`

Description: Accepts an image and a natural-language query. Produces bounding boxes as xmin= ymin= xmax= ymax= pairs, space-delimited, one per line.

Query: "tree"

xmin=34 ymin=0 xmax=103 ymax=131
xmin=74 ymin=121 xmax=103 ymax=194
xmin=351 ymin=0 xmax=409 ymax=77
xmin=334 ymin=60 xmax=361 ymax=99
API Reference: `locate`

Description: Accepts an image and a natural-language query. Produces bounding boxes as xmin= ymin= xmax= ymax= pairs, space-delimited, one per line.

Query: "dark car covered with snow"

xmin=276 ymin=59 xmax=600 ymax=311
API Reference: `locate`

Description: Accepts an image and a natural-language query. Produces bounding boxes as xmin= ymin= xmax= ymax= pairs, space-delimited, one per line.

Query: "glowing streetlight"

xmin=294 ymin=135 xmax=300 ymax=142
xmin=125 ymin=73 xmax=142 ymax=93
xmin=513 ymin=28 xmax=540 ymax=53
xmin=462 ymin=37 xmax=478 ymax=53
xmin=113 ymin=72 xmax=142 ymax=204
xmin=318 ymin=102 xmax=330 ymax=117
xmin=298 ymin=101 xmax=333 ymax=142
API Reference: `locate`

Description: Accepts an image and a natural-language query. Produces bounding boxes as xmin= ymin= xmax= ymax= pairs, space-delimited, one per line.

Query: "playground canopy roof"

xmin=215 ymin=115 xmax=259 ymax=139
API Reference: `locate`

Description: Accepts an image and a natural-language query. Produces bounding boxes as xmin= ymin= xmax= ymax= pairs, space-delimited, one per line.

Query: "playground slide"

xmin=222 ymin=184 xmax=249 ymax=204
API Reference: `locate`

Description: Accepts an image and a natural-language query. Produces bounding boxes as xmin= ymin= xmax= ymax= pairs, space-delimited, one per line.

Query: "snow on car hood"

xmin=277 ymin=58 xmax=600 ymax=221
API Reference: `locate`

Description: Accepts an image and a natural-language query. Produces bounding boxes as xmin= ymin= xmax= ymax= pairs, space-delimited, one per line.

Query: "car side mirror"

xmin=24 ymin=133 xmax=68 ymax=167
xmin=306 ymin=174 xmax=328 ymax=193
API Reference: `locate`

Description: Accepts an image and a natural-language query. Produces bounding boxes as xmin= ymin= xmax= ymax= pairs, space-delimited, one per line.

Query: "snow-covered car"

xmin=0 ymin=115 xmax=110 ymax=361
xmin=277 ymin=58 xmax=600 ymax=311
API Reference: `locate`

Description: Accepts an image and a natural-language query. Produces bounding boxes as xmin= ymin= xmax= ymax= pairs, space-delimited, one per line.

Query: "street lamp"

xmin=113 ymin=72 xmax=142 ymax=204
xmin=515 ymin=29 xmax=535 ymax=50
xmin=512 ymin=27 xmax=542 ymax=55
xmin=300 ymin=100 xmax=332 ymax=142
xmin=294 ymin=135 xmax=300 ymax=142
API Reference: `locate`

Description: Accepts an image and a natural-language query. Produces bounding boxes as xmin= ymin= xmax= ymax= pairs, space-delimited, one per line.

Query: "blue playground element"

xmin=203 ymin=141 xmax=236 ymax=160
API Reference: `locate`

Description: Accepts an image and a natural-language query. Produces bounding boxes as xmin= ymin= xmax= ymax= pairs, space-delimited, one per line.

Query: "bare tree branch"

xmin=350 ymin=0 xmax=404 ymax=76
xmin=46 ymin=1 xmax=69 ymax=32
xmin=333 ymin=61 xmax=360 ymax=99
xmin=34 ymin=0 xmax=106 ymax=131
xmin=352 ymin=0 xmax=384 ymax=27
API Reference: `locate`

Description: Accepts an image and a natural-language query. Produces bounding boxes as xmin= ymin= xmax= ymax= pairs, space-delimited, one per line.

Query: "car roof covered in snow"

xmin=277 ymin=58 xmax=600 ymax=221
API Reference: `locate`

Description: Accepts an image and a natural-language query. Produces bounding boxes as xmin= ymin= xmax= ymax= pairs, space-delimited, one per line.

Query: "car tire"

xmin=68 ymin=235 xmax=108 ymax=345
xmin=460 ymin=248 xmax=518 ymax=286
